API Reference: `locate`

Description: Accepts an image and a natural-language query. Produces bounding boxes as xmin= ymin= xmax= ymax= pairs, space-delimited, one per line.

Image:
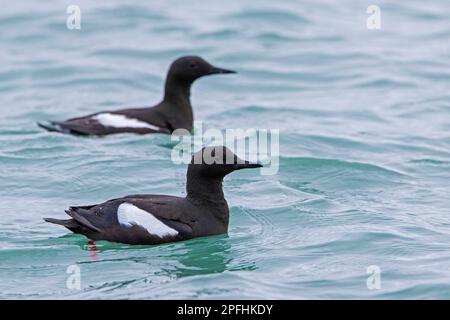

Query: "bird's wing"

xmin=40 ymin=108 xmax=172 ymax=136
xmin=45 ymin=195 xmax=194 ymax=244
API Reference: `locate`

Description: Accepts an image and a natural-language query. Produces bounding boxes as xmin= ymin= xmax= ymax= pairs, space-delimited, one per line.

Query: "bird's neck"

xmin=186 ymin=175 xmax=229 ymax=226
xmin=161 ymin=76 xmax=194 ymax=131
xmin=186 ymin=173 xmax=228 ymax=210
xmin=163 ymin=75 xmax=193 ymax=108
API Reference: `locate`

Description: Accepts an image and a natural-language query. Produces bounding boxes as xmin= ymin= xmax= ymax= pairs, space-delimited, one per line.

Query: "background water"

xmin=1 ymin=0 xmax=450 ymax=299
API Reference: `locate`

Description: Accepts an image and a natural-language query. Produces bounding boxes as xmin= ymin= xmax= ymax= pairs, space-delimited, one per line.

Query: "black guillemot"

xmin=44 ymin=146 xmax=261 ymax=245
xmin=38 ymin=56 xmax=236 ymax=136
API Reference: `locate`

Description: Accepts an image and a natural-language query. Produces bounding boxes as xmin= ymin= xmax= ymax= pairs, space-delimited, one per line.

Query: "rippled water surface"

xmin=1 ymin=0 xmax=450 ymax=299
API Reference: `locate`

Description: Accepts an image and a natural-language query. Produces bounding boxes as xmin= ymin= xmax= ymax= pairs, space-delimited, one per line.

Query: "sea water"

xmin=1 ymin=0 xmax=450 ymax=299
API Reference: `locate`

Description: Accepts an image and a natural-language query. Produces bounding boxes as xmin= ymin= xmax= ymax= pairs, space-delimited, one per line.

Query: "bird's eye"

xmin=189 ymin=63 xmax=198 ymax=69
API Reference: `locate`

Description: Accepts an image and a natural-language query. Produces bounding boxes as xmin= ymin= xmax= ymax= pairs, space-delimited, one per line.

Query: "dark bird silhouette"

xmin=38 ymin=56 xmax=236 ymax=136
xmin=44 ymin=146 xmax=262 ymax=245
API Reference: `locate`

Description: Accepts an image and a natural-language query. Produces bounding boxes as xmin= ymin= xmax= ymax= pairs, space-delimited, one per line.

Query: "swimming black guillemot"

xmin=37 ymin=56 xmax=236 ymax=136
xmin=44 ymin=146 xmax=262 ymax=245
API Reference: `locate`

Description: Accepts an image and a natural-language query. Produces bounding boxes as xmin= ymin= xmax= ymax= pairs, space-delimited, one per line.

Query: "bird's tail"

xmin=43 ymin=218 xmax=82 ymax=233
xmin=37 ymin=121 xmax=87 ymax=135
xmin=37 ymin=121 xmax=62 ymax=133
xmin=44 ymin=208 xmax=102 ymax=233
xmin=44 ymin=218 xmax=75 ymax=227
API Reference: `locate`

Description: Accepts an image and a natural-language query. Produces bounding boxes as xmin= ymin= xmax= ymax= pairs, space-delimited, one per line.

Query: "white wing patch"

xmin=93 ymin=113 xmax=160 ymax=131
xmin=117 ymin=203 xmax=178 ymax=238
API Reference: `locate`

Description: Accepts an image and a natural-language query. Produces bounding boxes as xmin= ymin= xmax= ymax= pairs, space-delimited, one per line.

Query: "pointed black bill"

xmin=234 ymin=161 xmax=263 ymax=170
xmin=209 ymin=66 xmax=237 ymax=75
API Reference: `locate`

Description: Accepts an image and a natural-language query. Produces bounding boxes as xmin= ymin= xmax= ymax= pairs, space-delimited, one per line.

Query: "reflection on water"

xmin=75 ymin=234 xmax=256 ymax=278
